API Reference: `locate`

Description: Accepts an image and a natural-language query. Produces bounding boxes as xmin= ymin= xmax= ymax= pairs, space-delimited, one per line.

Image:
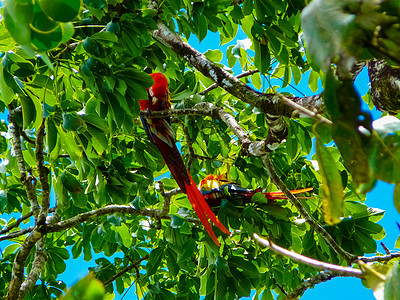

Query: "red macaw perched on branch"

xmin=199 ymin=174 xmax=313 ymax=208
xmin=139 ymin=73 xmax=230 ymax=246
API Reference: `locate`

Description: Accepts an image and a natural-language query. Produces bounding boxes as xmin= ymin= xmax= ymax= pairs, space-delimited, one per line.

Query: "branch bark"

xmin=102 ymin=255 xmax=149 ymax=287
xmin=284 ymin=272 xmax=334 ymax=299
xmin=36 ymin=118 xmax=51 ymax=225
xmin=254 ymin=234 xmax=363 ymax=278
xmin=19 ymin=237 xmax=47 ymax=298
xmin=359 ymin=252 xmax=400 ymax=263
xmin=9 ymin=110 xmax=39 ymax=218
xmin=151 ymin=22 xmax=325 ymax=146
xmin=5 ymin=229 xmax=43 ymax=300
xmin=261 ymin=153 xmax=358 ymax=263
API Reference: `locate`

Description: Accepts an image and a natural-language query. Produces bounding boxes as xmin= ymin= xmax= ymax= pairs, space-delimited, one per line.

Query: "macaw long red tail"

xmin=187 ymin=174 xmax=230 ymax=233
xmin=151 ymin=132 xmax=230 ymax=245
xmin=263 ymin=187 xmax=314 ymax=200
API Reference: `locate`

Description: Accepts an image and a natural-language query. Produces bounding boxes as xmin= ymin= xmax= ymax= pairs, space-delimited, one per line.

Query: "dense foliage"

xmin=0 ymin=0 xmax=400 ymax=299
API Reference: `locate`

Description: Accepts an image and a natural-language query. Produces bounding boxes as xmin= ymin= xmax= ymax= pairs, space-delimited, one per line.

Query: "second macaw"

xmin=199 ymin=174 xmax=313 ymax=207
xmin=139 ymin=73 xmax=230 ymax=246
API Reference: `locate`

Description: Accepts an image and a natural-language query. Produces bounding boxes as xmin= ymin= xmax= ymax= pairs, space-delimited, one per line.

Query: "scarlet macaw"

xmin=199 ymin=174 xmax=313 ymax=207
xmin=139 ymin=73 xmax=230 ymax=246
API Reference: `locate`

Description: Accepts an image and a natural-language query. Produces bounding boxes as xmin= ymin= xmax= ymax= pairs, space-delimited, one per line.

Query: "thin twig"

xmin=36 ymin=119 xmax=51 ymax=225
xmin=277 ymin=94 xmax=332 ymax=125
xmin=380 ymin=242 xmax=391 ymax=256
xmin=102 ymin=255 xmax=149 ymax=287
xmin=199 ymin=69 xmax=260 ymax=95
xmin=359 ymin=252 xmax=400 ymax=263
xmin=261 ymin=153 xmax=357 ymax=263
xmin=254 ymin=234 xmax=363 ymax=278
xmin=0 ymin=207 xmax=56 ymax=236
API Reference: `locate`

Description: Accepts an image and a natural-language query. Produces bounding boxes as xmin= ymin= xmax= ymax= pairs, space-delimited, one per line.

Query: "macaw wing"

xmin=140 ymin=116 xmax=155 ymax=144
xmin=140 ymin=117 xmax=176 ymax=148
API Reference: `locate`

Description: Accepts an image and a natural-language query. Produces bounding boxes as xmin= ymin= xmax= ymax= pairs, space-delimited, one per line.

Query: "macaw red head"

xmin=139 ymin=73 xmax=169 ymax=111
xmin=149 ymin=73 xmax=168 ymax=98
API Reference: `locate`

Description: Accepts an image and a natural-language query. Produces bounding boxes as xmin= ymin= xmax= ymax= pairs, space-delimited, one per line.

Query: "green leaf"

xmin=60 ymin=171 xmax=83 ymax=194
xmin=3 ymin=5 xmax=31 ymax=45
xmin=229 ymin=256 xmax=259 ymax=278
xmin=314 ymin=123 xmax=344 ymax=225
xmin=385 ymin=262 xmax=400 ymax=299
xmin=368 ymin=132 xmax=400 ymax=184
xmin=63 ymin=113 xmax=86 ymax=132
xmin=204 ymin=49 xmax=223 ymax=62
xmin=61 ymin=274 xmax=105 ymax=300
xmin=90 ymin=31 xmax=118 ymax=43
xmin=242 ymin=0 xmax=253 ymax=16
xmin=146 ymin=246 xmax=164 ymax=277
xmin=116 ymin=223 xmax=132 ymax=248
xmin=207 ymin=134 xmax=221 ymax=158
xmin=3 ymin=243 xmax=20 ymax=257
xmin=166 ymin=248 xmax=180 ymax=277
xmin=20 ymin=95 xmax=36 ymax=129
xmin=301 ymin=0 xmax=355 ymax=70
xmin=81 ymin=113 xmax=109 ymax=133
xmin=324 ymin=71 xmax=371 ymax=184
xmin=254 ymin=41 xmax=270 ymax=74
xmin=178 ymin=238 xmax=196 ymax=263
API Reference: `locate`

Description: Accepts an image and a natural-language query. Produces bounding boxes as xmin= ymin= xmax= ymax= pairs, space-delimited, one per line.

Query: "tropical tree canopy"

xmin=0 ymin=0 xmax=400 ymax=299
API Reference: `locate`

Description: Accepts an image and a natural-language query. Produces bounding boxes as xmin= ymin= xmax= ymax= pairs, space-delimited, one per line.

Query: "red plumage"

xmin=140 ymin=73 xmax=230 ymax=246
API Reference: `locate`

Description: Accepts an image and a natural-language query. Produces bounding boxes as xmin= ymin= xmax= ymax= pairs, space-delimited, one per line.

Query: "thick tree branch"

xmin=5 ymin=229 xmax=43 ymax=300
xmin=254 ymin=234 xmax=363 ymax=278
xmin=261 ymin=153 xmax=358 ymax=263
xmin=368 ymin=59 xmax=400 ymax=113
xmin=151 ymin=22 xmax=324 ymax=146
xmin=9 ymin=110 xmax=39 ymax=218
xmin=19 ymin=237 xmax=47 ymax=298
xmin=0 ymin=203 xmax=204 ymax=243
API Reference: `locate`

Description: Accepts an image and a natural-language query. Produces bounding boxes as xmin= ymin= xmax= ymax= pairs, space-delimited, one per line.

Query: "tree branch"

xmin=19 ymin=237 xmax=47 ymax=299
xmin=277 ymin=94 xmax=332 ymax=125
xmin=5 ymin=229 xmax=43 ymax=300
xmin=254 ymin=234 xmax=363 ymax=278
xmin=182 ymin=125 xmax=196 ymax=170
xmin=284 ymin=272 xmax=335 ymax=299
xmin=9 ymin=110 xmax=39 ymax=218
xmin=199 ymin=69 xmax=260 ymax=95
xmin=36 ymin=118 xmax=51 ymax=225
xmin=261 ymin=153 xmax=358 ymax=263
xmin=157 ymin=181 xmax=171 ymax=217
xmin=102 ymin=255 xmax=149 ymax=287
xmin=359 ymin=252 xmax=400 ymax=263
xmin=151 ymin=22 xmax=324 ymax=146
xmin=0 ymin=207 xmax=56 ymax=236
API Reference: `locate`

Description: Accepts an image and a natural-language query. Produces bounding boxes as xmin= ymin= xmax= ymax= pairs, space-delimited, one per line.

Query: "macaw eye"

xmin=148 ymin=87 xmax=154 ymax=97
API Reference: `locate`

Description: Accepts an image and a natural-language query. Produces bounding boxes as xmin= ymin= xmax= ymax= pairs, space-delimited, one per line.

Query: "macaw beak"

xmin=147 ymin=87 xmax=159 ymax=105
